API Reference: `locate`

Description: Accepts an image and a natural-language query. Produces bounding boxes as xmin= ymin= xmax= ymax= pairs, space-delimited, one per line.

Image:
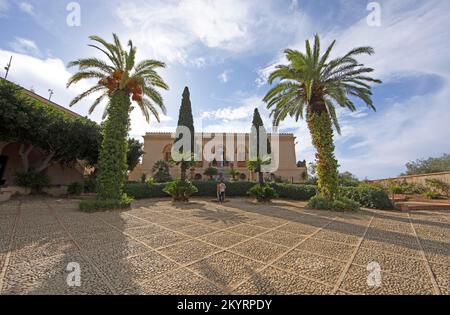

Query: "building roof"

xmin=2 ymin=78 xmax=83 ymax=119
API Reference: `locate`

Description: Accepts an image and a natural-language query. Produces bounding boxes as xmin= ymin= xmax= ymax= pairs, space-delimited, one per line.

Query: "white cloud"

xmin=218 ymin=70 xmax=232 ymax=83
xmin=0 ymin=0 xmax=9 ymax=14
xmin=18 ymin=2 xmax=34 ymax=16
xmin=8 ymin=37 xmax=41 ymax=57
xmin=115 ymin=0 xmax=313 ymax=64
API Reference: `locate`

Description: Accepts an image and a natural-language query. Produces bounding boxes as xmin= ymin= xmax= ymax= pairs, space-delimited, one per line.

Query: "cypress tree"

xmin=174 ymin=87 xmax=195 ymax=181
xmin=250 ymin=108 xmax=270 ymax=185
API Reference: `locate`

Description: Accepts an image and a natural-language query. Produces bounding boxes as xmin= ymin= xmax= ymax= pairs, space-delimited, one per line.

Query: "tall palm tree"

xmin=264 ymin=35 xmax=381 ymax=200
xmin=67 ymin=34 xmax=169 ymax=200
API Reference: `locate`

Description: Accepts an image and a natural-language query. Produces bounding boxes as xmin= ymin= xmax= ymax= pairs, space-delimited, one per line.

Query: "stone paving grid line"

xmin=1 ymin=199 xmax=449 ymax=295
xmin=45 ymin=200 xmax=118 ymax=294
xmin=99 ymin=209 xmax=294 ymax=294
xmin=226 ymin=215 xmax=342 ymax=293
xmin=407 ymin=212 xmax=441 ymax=295
xmin=331 ymin=215 xmax=375 ymax=294
xmin=0 ymin=202 xmax=21 ymax=294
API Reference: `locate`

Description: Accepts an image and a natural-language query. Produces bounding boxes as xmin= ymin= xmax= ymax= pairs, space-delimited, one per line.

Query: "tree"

xmin=403 ymin=154 xmax=450 ymax=175
xmin=0 ymin=79 xmax=101 ymax=173
xmin=127 ymin=138 xmax=145 ymax=172
xmin=174 ymin=87 xmax=195 ymax=182
xmin=228 ymin=168 xmax=240 ymax=181
xmin=67 ymin=34 xmax=169 ymax=200
xmin=204 ymin=167 xmax=218 ymax=180
xmin=264 ymin=35 xmax=381 ymax=200
xmin=338 ymin=171 xmax=360 ymax=187
xmin=152 ymin=160 xmax=172 ymax=183
xmin=249 ymin=108 xmax=271 ymax=186
xmin=247 ymin=156 xmax=271 ymax=183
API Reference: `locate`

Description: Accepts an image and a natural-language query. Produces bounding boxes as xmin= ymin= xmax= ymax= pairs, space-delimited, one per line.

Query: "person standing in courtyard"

xmin=218 ymin=181 xmax=227 ymax=203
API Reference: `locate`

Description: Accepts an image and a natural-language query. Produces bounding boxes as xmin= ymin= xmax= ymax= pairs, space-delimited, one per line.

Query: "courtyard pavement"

xmin=0 ymin=197 xmax=449 ymax=295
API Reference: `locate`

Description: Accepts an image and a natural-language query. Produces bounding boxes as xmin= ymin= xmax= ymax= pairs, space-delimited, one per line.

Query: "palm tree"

xmin=264 ymin=35 xmax=381 ymax=200
xmin=247 ymin=156 xmax=271 ymax=186
xmin=228 ymin=168 xmax=240 ymax=181
xmin=67 ymin=34 xmax=169 ymax=200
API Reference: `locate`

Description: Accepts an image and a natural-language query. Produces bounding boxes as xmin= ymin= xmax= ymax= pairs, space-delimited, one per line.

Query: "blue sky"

xmin=1 ymin=0 xmax=449 ymax=179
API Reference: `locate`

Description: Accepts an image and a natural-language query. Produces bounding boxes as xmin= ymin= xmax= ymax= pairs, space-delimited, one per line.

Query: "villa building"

xmin=129 ymin=132 xmax=307 ymax=183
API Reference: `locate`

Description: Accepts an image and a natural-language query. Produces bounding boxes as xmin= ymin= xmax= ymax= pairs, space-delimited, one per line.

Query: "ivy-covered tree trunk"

xmin=97 ymin=90 xmax=130 ymax=200
xmin=180 ymin=161 xmax=187 ymax=182
xmin=307 ymin=102 xmax=339 ymax=200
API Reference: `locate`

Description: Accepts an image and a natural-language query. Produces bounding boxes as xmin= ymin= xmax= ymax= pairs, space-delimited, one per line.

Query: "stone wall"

xmin=370 ymin=172 xmax=450 ymax=187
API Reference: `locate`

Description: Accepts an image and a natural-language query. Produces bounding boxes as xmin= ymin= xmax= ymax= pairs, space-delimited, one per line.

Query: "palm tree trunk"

xmin=180 ymin=161 xmax=187 ymax=182
xmin=307 ymin=101 xmax=339 ymax=200
xmin=97 ymin=90 xmax=130 ymax=200
xmin=258 ymin=171 xmax=264 ymax=186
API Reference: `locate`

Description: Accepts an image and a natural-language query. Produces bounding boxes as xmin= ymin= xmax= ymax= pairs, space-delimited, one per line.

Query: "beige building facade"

xmin=129 ymin=132 xmax=307 ymax=183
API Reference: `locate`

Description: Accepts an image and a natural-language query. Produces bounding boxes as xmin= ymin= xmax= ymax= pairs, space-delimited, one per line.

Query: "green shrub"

xmin=124 ymin=182 xmax=167 ymax=199
xmin=79 ymin=194 xmax=133 ymax=212
xmin=163 ymin=179 xmax=198 ymax=202
xmin=14 ymin=171 xmax=50 ymax=194
xmin=422 ymin=191 xmax=440 ymax=200
xmin=308 ymin=195 xmax=360 ymax=212
xmin=389 ymin=185 xmax=403 ymax=195
xmin=425 ymin=178 xmax=449 ymax=197
xmin=248 ymin=184 xmax=279 ymax=202
xmin=270 ymin=183 xmax=317 ymax=200
xmin=340 ymin=185 xmax=392 ymax=210
xmin=401 ymin=183 xmax=426 ymax=195
xmin=67 ymin=182 xmax=84 ymax=196
xmin=83 ymin=174 xmax=97 ymax=193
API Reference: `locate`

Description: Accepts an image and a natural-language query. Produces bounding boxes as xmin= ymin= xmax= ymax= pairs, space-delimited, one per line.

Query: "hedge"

xmin=124 ymin=181 xmax=316 ymax=200
xmin=340 ymin=186 xmax=393 ymax=210
xmin=123 ymin=181 xmax=392 ymax=210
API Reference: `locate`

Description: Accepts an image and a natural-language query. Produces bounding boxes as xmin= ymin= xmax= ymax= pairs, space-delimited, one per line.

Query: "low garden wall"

xmin=370 ymin=172 xmax=450 ymax=187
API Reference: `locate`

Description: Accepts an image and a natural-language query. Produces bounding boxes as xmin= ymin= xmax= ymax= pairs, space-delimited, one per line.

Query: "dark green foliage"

xmin=163 ymin=179 xmax=198 ymax=202
xmin=250 ymin=108 xmax=270 ymax=186
xmin=140 ymin=173 xmax=147 ymax=183
xmin=125 ymin=181 xmax=315 ymax=200
xmin=127 ymin=138 xmax=145 ymax=172
xmin=404 ymin=154 xmax=450 ymax=175
xmin=338 ymin=171 xmax=360 ymax=187
xmin=79 ymin=194 xmax=133 ymax=212
xmin=67 ymin=182 xmax=84 ymax=196
xmin=152 ymin=160 xmax=172 ymax=183
xmin=0 ymin=79 xmax=101 ymax=170
xmin=14 ymin=171 xmax=50 ymax=194
xmin=96 ymin=90 xmax=130 ymax=200
xmin=270 ymin=183 xmax=318 ymax=200
xmin=248 ymin=184 xmax=278 ymax=202
xmin=340 ymin=185 xmax=392 ymax=210
xmin=204 ymin=167 xmax=218 ymax=180
xmin=124 ymin=182 xmax=167 ymax=199
xmin=308 ymin=195 xmax=360 ymax=212
xmin=83 ymin=174 xmax=97 ymax=193
xmin=174 ymin=87 xmax=195 ymax=182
